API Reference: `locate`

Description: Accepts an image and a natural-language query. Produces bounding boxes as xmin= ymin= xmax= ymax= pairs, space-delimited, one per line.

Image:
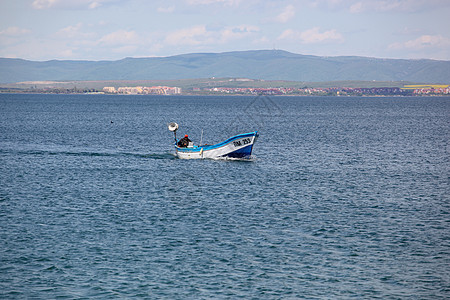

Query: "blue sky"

xmin=1 ymin=0 xmax=450 ymax=61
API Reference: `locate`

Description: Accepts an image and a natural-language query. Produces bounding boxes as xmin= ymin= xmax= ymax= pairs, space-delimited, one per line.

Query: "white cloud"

xmin=165 ymin=26 xmax=210 ymax=46
xmin=32 ymin=0 xmax=114 ymax=10
xmin=253 ymin=36 xmax=270 ymax=44
xmin=389 ymin=35 xmax=450 ymax=50
xmin=220 ymin=25 xmax=259 ymax=43
xmin=0 ymin=27 xmax=31 ymax=36
xmin=0 ymin=27 xmax=32 ymax=48
xmin=279 ymin=27 xmax=343 ymax=44
xmin=278 ymin=29 xmax=295 ymax=40
xmin=312 ymin=0 xmax=450 ymax=13
xmin=349 ymin=2 xmax=363 ymax=13
xmin=59 ymin=49 xmax=74 ymax=58
xmin=55 ymin=23 xmax=95 ymax=39
xmin=164 ymin=25 xmax=258 ymax=46
xmin=273 ymin=5 xmax=295 ymax=23
xmin=32 ymin=0 xmax=58 ymax=9
xmin=0 ymin=36 xmax=77 ymax=60
xmin=111 ymin=45 xmax=139 ymax=54
xmin=348 ymin=1 xmax=408 ymax=13
xmin=310 ymin=0 xmax=346 ymax=10
xmin=88 ymin=1 xmax=101 ymax=9
xmin=98 ymin=30 xmax=140 ymax=46
xmin=186 ymin=0 xmax=242 ymax=6
xmin=157 ymin=6 xmax=175 ymax=13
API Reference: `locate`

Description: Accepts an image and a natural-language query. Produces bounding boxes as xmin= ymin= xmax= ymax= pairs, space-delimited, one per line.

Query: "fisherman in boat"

xmin=177 ymin=134 xmax=192 ymax=148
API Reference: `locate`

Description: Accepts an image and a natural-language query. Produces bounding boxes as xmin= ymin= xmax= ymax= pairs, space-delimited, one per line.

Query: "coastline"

xmin=1 ymin=91 xmax=449 ymax=97
xmin=1 ymin=78 xmax=448 ymax=97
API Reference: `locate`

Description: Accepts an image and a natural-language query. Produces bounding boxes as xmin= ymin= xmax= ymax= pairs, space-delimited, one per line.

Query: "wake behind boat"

xmin=168 ymin=122 xmax=258 ymax=159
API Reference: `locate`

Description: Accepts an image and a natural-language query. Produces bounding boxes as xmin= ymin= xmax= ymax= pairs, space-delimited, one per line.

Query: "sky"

xmin=1 ymin=0 xmax=450 ymax=61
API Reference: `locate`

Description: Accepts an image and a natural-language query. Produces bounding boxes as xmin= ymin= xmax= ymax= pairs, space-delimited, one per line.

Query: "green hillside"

xmin=1 ymin=50 xmax=449 ymax=84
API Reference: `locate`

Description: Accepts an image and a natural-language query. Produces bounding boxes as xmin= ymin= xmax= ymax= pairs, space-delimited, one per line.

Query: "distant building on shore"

xmin=205 ymin=85 xmax=450 ymax=96
xmin=103 ymin=86 xmax=181 ymax=95
xmin=103 ymin=87 xmax=117 ymax=93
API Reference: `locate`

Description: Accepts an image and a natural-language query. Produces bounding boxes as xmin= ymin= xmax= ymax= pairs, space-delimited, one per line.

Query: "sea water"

xmin=0 ymin=94 xmax=449 ymax=299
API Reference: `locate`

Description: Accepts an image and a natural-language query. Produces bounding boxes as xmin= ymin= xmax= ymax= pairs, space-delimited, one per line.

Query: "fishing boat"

xmin=168 ymin=122 xmax=258 ymax=159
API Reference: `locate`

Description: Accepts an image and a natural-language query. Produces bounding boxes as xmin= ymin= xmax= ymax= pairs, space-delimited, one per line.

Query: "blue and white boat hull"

xmin=175 ymin=131 xmax=258 ymax=159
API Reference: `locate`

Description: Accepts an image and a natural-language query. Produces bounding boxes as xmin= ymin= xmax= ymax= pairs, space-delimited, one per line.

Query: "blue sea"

xmin=0 ymin=94 xmax=449 ymax=299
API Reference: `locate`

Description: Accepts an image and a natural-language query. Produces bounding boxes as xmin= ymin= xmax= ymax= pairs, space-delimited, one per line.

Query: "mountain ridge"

xmin=1 ymin=50 xmax=449 ymax=84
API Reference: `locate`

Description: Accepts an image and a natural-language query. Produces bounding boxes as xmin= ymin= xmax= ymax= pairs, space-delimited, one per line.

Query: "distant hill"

xmin=1 ymin=50 xmax=449 ymax=84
